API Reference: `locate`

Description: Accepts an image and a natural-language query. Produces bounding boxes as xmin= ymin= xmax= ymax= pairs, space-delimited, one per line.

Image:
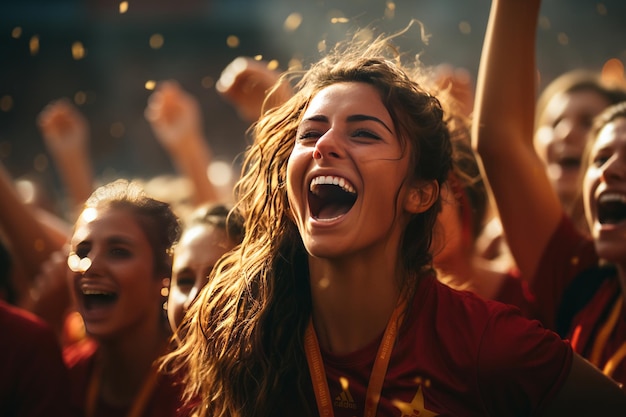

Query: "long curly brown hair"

xmin=161 ymin=24 xmax=453 ymax=417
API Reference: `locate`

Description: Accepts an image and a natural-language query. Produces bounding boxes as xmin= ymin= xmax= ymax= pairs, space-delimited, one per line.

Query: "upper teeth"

xmin=310 ymin=176 xmax=356 ymax=194
xmin=599 ymin=193 xmax=626 ymax=204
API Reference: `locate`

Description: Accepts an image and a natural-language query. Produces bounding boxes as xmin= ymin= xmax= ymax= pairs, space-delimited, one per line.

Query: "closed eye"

xmin=352 ymin=129 xmax=382 ymax=141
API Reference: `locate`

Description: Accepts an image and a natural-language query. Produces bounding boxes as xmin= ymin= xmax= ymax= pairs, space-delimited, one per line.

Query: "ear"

xmin=404 ymin=180 xmax=439 ymax=214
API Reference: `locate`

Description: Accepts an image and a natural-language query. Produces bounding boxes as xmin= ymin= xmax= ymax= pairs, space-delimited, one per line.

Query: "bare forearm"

xmin=168 ymin=134 xmax=218 ymax=205
xmin=472 ymin=0 xmax=540 ymax=156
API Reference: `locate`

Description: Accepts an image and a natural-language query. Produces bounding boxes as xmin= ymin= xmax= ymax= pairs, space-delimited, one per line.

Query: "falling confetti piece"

xmin=119 ymin=1 xmax=129 ymax=14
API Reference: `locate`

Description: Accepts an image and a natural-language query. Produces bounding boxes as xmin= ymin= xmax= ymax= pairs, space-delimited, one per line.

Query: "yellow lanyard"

xmin=85 ymin=358 xmax=160 ymax=417
xmin=305 ymin=302 xmax=404 ymax=417
xmin=589 ymin=296 xmax=626 ymax=378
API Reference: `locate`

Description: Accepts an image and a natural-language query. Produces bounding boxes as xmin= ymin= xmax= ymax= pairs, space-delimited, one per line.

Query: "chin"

xmin=594 ymin=242 xmax=626 ymax=266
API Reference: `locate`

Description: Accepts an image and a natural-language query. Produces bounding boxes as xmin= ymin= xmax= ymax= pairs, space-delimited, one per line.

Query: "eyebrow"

xmin=303 ymin=114 xmax=393 ymax=134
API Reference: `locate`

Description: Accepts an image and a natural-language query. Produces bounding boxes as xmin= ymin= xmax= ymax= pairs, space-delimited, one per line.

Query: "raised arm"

xmin=0 ymin=162 xmax=67 ymax=296
xmin=37 ymin=98 xmax=94 ymax=213
xmin=472 ymin=0 xmax=563 ymax=281
xmin=144 ymin=80 xmax=218 ymax=205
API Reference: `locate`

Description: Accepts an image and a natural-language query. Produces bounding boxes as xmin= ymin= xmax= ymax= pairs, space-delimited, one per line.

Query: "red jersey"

xmin=532 ymin=213 xmax=626 ymax=388
xmin=0 ymin=300 xmax=71 ymax=417
xmin=63 ymin=338 xmax=186 ymax=417
xmin=315 ymin=274 xmax=572 ymax=416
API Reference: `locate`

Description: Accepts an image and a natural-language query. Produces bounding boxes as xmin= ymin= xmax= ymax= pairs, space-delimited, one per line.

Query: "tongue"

xmin=318 ymin=203 xmax=350 ymax=220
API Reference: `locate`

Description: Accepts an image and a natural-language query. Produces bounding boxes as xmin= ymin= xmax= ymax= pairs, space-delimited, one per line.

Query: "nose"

xmin=312 ymin=130 xmax=344 ymax=160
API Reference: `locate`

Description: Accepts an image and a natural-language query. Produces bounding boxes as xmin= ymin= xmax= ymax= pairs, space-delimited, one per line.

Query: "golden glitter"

xmin=161 ymin=287 xmax=169 ymax=297
xmin=201 ymin=76 xmax=214 ymax=89
xmin=283 ymin=12 xmax=302 ymax=32
xmin=119 ymin=1 xmax=129 ymax=14
xmin=226 ymin=35 xmax=240 ymax=48
xmin=74 ymin=91 xmax=87 ymax=105
xmin=33 ymin=154 xmax=48 ymax=172
xmin=597 ymin=3 xmax=607 ymax=15
xmin=0 ymin=95 xmax=13 ymax=112
xmin=145 ymin=80 xmax=156 ymax=90
xmin=254 ymin=54 xmax=263 ymax=61
xmin=267 ymin=59 xmax=279 ymax=71
xmin=149 ymin=33 xmax=164 ymax=49
xmin=385 ymin=1 xmax=396 ymax=19
xmin=72 ymin=41 xmax=86 ymax=60
xmin=557 ymin=32 xmax=569 ymax=45
xmin=330 ymin=17 xmax=349 ymax=24
xmin=29 ymin=35 xmax=39 ymax=56
xmin=11 ymin=27 xmax=22 ymax=39
xmin=459 ymin=21 xmax=471 ymax=35
xmin=339 ymin=377 xmax=350 ymax=390
xmin=110 ymin=122 xmax=125 ymax=138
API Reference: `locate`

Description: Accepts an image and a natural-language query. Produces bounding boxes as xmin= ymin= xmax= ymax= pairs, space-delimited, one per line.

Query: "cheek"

xmin=582 ymin=169 xmax=599 ymax=210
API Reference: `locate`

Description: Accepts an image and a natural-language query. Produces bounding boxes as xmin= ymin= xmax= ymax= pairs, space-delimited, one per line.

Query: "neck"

xmin=97 ymin=319 xmax=168 ymax=406
xmin=308 ymin=255 xmax=402 ymax=355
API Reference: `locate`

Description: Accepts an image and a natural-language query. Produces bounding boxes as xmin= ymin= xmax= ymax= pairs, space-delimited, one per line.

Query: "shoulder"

xmin=0 ymin=301 xmax=54 ymax=339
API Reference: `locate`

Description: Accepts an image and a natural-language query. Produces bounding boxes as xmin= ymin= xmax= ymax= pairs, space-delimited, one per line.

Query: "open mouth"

xmin=80 ymin=283 xmax=118 ymax=310
xmin=557 ymin=156 xmax=581 ymax=171
xmin=309 ymin=175 xmax=357 ymax=221
xmin=597 ymin=193 xmax=626 ymax=225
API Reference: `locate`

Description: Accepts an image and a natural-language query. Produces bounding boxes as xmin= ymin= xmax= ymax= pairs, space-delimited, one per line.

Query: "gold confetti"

xmin=283 ymin=12 xmax=302 ymax=33
xmin=29 ymin=35 xmax=39 ymax=56
xmin=145 ymin=80 xmax=156 ymax=90
xmin=119 ymin=1 xmax=129 ymax=14
xmin=538 ymin=16 xmax=551 ymax=30
xmin=72 ymin=41 xmax=86 ymax=60
xmin=597 ymin=3 xmax=607 ymax=15
xmin=385 ymin=1 xmax=396 ymax=20
xmin=254 ymin=54 xmax=263 ymax=61
xmin=557 ymin=32 xmax=569 ymax=46
xmin=0 ymin=95 xmax=13 ymax=112
xmin=267 ymin=59 xmax=279 ymax=71
xmin=149 ymin=33 xmax=164 ymax=49
xmin=331 ymin=17 xmax=349 ymax=24
xmin=11 ymin=27 xmax=22 ymax=39
xmin=226 ymin=35 xmax=240 ymax=48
